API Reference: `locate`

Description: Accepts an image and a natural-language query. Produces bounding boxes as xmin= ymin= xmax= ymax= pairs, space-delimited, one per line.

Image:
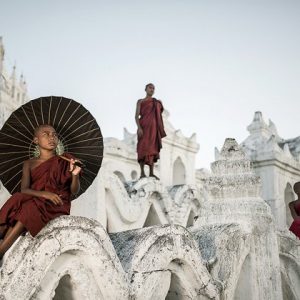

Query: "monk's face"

xmin=34 ymin=125 xmax=58 ymax=151
xmin=146 ymin=84 xmax=155 ymax=96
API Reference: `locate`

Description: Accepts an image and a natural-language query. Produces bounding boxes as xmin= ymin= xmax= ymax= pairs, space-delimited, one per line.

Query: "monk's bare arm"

xmin=135 ymin=100 xmax=142 ymax=128
xmin=21 ymin=160 xmax=63 ymax=205
xmin=70 ymin=174 xmax=80 ymax=195
xmin=289 ymin=201 xmax=300 ymax=220
xmin=69 ymin=159 xmax=81 ymax=195
xmin=135 ymin=100 xmax=143 ymax=137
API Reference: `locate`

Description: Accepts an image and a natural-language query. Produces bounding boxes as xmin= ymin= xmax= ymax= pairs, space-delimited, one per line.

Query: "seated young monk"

xmin=289 ymin=181 xmax=300 ymax=238
xmin=0 ymin=124 xmax=81 ymax=259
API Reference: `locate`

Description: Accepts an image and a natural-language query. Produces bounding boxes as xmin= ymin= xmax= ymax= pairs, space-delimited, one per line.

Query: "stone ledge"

xmin=0 ymin=216 xmax=128 ymax=300
xmin=0 ymin=216 xmax=219 ymax=300
xmin=110 ymin=224 xmax=219 ymax=299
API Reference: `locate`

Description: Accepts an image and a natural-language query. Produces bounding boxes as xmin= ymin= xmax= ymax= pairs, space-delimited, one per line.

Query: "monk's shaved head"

xmin=145 ymin=83 xmax=155 ymax=91
xmin=34 ymin=124 xmax=56 ymax=137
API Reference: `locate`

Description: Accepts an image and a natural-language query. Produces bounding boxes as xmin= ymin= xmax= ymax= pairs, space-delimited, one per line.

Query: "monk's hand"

xmin=70 ymin=158 xmax=82 ymax=176
xmin=42 ymin=191 xmax=63 ymax=206
xmin=137 ymin=127 xmax=143 ymax=137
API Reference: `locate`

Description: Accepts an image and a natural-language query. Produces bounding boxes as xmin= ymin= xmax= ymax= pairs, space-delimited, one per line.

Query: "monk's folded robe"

xmin=289 ymin=201 xmax=300 ymax=239
xmin=137 ymin=98 xmax=166 ymax=166
xmin=0 ymin=153 xmax=75 ymax=237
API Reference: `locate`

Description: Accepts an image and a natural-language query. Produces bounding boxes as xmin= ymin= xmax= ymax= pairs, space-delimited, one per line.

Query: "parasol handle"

xmin=59 ymin=155 xmax=85 ymax=168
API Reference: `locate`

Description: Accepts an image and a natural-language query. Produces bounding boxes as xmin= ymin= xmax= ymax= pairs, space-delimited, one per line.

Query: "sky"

xmin=0 ymin=0 xmax=299 ymax=168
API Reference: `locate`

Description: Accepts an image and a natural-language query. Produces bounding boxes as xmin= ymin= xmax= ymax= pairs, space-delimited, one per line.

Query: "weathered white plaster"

xmin=0 ymin=216 xmax=129 ymax=300
xmin=241 ymin=111 xmax=300 ymax=230
xmin=194 ymin=138 xmax=283 ymax=300
xmin=110 ymin=225 xmax=219 ymax=299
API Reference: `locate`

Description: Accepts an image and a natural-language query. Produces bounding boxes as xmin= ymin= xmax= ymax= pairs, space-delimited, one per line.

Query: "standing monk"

xmin=135 ymin=83 xmax=166 ymax=179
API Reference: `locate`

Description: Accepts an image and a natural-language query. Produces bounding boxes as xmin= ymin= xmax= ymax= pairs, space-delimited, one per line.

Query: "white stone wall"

xmin=71 ymin=170 xmax=201 ymax=232
xmin=241 ymin=111 xmax=300 ymax=230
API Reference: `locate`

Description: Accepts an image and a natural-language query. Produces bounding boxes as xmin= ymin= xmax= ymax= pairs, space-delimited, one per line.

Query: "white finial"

xmin=214 ymin=147 xmax=220 ymax=160
xmin=268 ymin=119 xmax=282 ymax=142
xmin=0 ymin=36 xmax=4 ymax=66
xmin=11 ymin=63 xmax=16 ymax=79
xmin=253 ymin=111 xmax=263 ymax=122
xmin=283 ymin=143 xmax=293 ymax=158
xmin=246 ymin=111 xmax=271 ymax=138
xmin=20 ymin=72 xmax=24 ymax=84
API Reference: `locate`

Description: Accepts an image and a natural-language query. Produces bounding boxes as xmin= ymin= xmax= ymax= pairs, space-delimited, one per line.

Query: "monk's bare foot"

xmin=149 ymin=174 xmax=160 ymax=180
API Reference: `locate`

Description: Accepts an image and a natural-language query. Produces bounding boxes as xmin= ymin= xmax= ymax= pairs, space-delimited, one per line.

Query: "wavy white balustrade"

xmin=0 ymin=217 xmax=219 ymax=300
xmin=101 ymin=173 xmax=203 ymax=231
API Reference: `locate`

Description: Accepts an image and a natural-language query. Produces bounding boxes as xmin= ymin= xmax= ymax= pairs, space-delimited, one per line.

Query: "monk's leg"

xmin=0 ymin=221 xmax=26 ymax=258
xmin=3 ymin=226 xmax=13 ymax=239
xmin=149 ymin=164 xmax=159 ymax=180
xmin=139 ymin=161 xmax=146 ymax=179
xmin=0 ymin=225 xmax=8 ymax=239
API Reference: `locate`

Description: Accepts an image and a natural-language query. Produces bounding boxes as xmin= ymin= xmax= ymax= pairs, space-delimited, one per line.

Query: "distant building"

xmin=241 ymin=111 xmax=300 ymax=230
xmin=0 ymin=37 xmax=29 ymax=128
xmin=0 ymin=37 xmax=29 ymax=200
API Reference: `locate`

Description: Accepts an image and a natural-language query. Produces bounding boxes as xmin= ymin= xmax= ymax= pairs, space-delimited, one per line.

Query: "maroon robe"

xmin=0 ymin=153 xmax=74 ymax=237
xmin=137 ymin=98 xmax=166 ymax=166
xmin=289 ymin=201 xmax=300 ymax=238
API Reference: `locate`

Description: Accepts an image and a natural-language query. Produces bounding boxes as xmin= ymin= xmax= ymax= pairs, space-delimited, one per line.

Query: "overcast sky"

xmin=0 ymin=0 xmax=299 ymax=168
